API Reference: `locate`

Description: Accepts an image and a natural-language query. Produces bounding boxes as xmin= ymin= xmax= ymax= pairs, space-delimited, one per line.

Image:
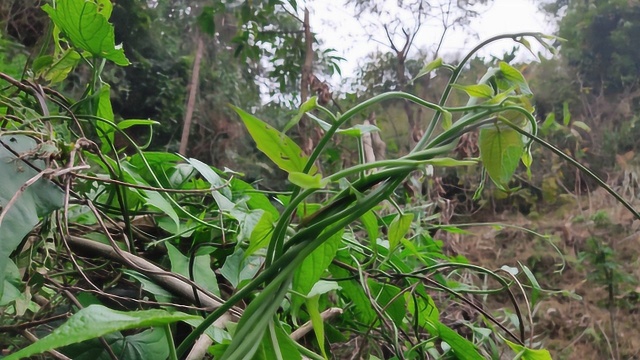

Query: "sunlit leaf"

xmin=452 ymin=84 xmax=494 ymax=98
xmin=288 ymin=172 xmax=328 ymax=189
xmin=42 ymin=0 xmax=130 ymax=65
xmin=498 ymin=62 xmax=531 ymax=96
xmin=283 ymin=96 xmax=317 ymax=133
xmin=388 ymin=213 xmax=413 ymax=250
xmin=479 ymin=126 xmax=524 ymax=188
xmin=233 ymin=106 xmax=316 ymax=175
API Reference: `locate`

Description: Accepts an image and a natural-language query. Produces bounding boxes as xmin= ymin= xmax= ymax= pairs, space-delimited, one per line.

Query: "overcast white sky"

xmin=307 ymin=0 xmax=554 ymax=80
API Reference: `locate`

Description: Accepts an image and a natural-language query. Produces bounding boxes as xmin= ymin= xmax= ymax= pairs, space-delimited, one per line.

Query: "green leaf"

xmin=245 ymin=211 xmax=275 ymax=256
xmin=479 ymin=126 xmax=524 ymax=188
xmin=562 ymin=101 xmax=571 ymax=126
xmin=123 ymin=270 xmax=174 ymax=303
xmin=288 ymin=172 xmax=328 ymax=189
xmin=35 ymin=48 xmax=81 ymax=83
xmin=388 ymin=213 xmax=414 ymax=250
xmin=434 ymin=321 xmax=483 ymax=360
xmin=0 ymin=135 xmax=64 ymax=298
xmin=5 ymin=305 xmax=198 ymax=360
xmin=505 ymin=339 xmax=552 ymax=360
xmin=42 ymin=0 xmax=130 ymax=65
xmin=329 ymin=264 xmax=376 ymax=324
xmin=452 ymin=84 xmax=494 ymax=98
xmin=572 ymin=120 xmax=590 ymax=132
xmin=426 ymin=158 xmax=477 ymax=167
xmin=61 ymin=327 xmax=170 ymax=360
xmin=220 ymin=248 xmax=262 ymax=289
xmin=540 ymin=113 xmax=556 ymax=131
xmin=306 ymin=295 xmax=328 ymax=359
xmin=254 ymin=322 xmax=302 ymax=360
xmin=442 ymin=110 xmax=453 ymax=130
xmin=367 ymin=280 xmax=406 ymax=327
xmin=498 ymin=62 xmax=531 ymax=96
xmin=406 ymin=287 xmax=439 ymax=329
xmin=307 ymin=280 xmax=341 ymax=298
xmin=197 ymin=6 xmax=219 ymax=35
xmin=414 ymin=57 xmax=443 ymax=81
xmin=142 ymin=190 xmax=180 ymax=232
xmin=233 ymin=106 xmax=316 ymax=175
xmin=166 ymin=243 xmax=219 ymax=296
xmin=283 ymin=96 xmax=317 ymax=133
xmin=96 ymin=83 xmax=115 ymax=153
xmin=519 ymin=263 xmax=542 ymax=306
xmin=117 ymin=119 xmax=160 ymax=130
xmin=292 ymin=229 xmax=343 ymax=312
xmin=360 ymin=210 xmax=379 ymax=244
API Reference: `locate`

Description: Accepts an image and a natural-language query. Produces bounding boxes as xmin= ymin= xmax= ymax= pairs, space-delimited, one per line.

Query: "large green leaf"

xmin=434 ymin=321 xmax=483 ymax=360
xmin=61 ymin=327 xmax=170 ymax=360
xmin=498 ymin=62 xmax=532 ymax=96
xmin=42 ymin=0 xmax=130 ymax=66
xmin=367 ymin=280 xmax=406 ymax=327
xmin=166 ymin=243 xmax=219 ymax=296
xmin=5 ymin=305 xmax=198 ymax=359
xmin=0 ymin=135 xmax=65 ymax=298
xmin=233 ymin=106 xmax=316 ymax=175
xmin=388 ymin=213 xmax=413 ymax=250
xmin=220 ymin=248 xmax=262 ymax=289
xmin=291 ymin=229 xmax=344 ymax=312
xmin=478 ymin=126 xmax=524 ymax=189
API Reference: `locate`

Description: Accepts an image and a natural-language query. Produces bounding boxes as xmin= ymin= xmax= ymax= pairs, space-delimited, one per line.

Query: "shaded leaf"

xmin=0 ymin=135 xmax=64 ymax=298
xmin=292 ymin=230 xmax=343 ymax=312
xmin=5 ymin=305 xmax=198 ymax=360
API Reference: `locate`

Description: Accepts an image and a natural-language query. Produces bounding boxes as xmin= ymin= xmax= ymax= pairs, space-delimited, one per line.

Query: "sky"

xmin=307 ymin=0 xmax=555 ymax=81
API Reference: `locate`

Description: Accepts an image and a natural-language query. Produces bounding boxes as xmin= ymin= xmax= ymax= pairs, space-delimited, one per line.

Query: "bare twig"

xmin=290 ymin=307 xmax=343 ymax=341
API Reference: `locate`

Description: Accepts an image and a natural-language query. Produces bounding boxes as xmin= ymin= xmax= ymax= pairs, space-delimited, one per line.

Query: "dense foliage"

xmin=0 ymin=0 xmax=639 ymax=359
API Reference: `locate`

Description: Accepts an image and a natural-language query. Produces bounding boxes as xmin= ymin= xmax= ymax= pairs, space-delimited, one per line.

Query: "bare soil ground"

xmin=456 ymin=188 xmax=640 ymax=359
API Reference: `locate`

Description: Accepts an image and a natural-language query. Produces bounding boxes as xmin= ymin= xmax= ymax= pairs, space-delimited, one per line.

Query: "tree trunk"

xmin=179 ymin=34 xmax=204 ymax=156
